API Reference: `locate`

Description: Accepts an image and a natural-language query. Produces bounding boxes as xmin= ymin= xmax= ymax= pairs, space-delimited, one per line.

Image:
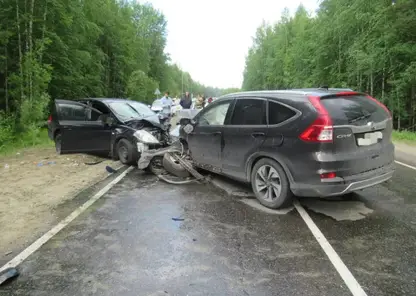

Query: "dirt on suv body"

xmin=179 ymin=88 xmax=395 ymax=209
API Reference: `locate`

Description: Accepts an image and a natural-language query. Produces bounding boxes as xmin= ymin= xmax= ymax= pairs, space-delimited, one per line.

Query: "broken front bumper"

xmin=137 ymin=144 xmax=181 ymax=170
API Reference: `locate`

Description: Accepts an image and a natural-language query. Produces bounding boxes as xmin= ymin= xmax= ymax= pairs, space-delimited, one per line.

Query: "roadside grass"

xmin=392 ymin=130 xmax=416 ymax=144
xmin=0 ymin=128 xmax=54 ymax=156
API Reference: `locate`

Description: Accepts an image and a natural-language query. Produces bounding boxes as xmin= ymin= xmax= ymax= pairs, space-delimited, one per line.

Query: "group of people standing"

xmin=159 ymin=91 xmax=193 ymax=110
xmin=159 ymin=91 xmax=209 ymax=111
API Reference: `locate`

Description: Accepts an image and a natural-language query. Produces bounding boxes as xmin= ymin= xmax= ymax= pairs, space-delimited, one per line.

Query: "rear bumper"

xmin=47 ymin=127 xmax=54 ymax=140
xmin=291 ymin=163 xmax=395 ymax=197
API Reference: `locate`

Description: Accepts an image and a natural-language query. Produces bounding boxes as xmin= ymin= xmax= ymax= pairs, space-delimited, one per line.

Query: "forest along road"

xmin=1 ymin=149 xmax=416 ymax=296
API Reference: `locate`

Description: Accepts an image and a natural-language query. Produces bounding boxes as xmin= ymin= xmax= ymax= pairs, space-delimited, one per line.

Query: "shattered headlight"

xmin=133 ymin=130 xmax=160 ymax=144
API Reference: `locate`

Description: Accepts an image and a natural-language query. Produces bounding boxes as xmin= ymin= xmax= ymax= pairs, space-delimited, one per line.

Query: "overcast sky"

xmin=145 ymin=0 xmax=319 ymax=89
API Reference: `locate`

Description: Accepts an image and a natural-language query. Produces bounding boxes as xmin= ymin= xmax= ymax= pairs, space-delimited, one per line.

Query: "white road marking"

xmin=294 ymin=200 xmax=368 ymax=296
xmin=240 ymin=198 xmax=294 ymax=215
xmin=395 ymin=160 xmax=416 ymax=171
xmin=0 ymin=166 xmax=134 ymax=273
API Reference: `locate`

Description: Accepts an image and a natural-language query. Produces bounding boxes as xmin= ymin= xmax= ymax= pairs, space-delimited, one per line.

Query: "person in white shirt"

xmin=159 ymin=91 xmax=173 ymax=121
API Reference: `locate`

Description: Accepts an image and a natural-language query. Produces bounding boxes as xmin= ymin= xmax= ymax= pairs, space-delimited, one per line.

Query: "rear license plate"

xmin=357 ymin=131 xmax=383 ymax=146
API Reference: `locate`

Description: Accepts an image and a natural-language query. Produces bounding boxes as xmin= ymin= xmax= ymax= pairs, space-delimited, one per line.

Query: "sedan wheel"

xmin=251 ymin=158 xmax=292 ymax=209
xmin=118 ymin=145 xmax=128 ymax=163
xmin=117 ymin=139 xmax=137 ymax=165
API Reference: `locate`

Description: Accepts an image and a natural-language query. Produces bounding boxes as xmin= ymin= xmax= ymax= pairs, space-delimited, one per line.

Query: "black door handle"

xmin=212 ymin=131 xmax=221 ymax=136
xmin=251 ymin=132 xmax=265 ymax=138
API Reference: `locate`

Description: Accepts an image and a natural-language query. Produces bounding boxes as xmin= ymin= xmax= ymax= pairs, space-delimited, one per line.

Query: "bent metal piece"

xmin=168 ymin=152 xmax=205 ymax=181
xmin=157 ymin=174 xmax=196 ymax=185
xmin=138 ymin=143 xmax=206 ymax=184
xmin=137 ymin=146 xmax=181 ymax=170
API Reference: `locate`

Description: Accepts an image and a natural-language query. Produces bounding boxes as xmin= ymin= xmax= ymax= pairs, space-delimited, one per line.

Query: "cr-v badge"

xmin=337 ymin=134 xmax=352 ymax=138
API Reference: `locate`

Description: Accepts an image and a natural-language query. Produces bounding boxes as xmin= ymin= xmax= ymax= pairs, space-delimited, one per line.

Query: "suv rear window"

xmin=320 ymin=95 xmax=388 ymax=126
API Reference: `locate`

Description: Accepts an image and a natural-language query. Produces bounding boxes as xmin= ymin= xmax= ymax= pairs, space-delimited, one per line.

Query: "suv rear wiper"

xmin=349 ymin=113 xmax=371 ymax=124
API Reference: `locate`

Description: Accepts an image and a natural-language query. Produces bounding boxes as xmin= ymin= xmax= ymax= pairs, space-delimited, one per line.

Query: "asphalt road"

xmin=1 ymin=156 xmax=416 ymax=295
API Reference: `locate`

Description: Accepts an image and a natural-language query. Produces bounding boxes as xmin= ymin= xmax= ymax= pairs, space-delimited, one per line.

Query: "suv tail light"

xmin=299 ymin=96 xmax=333 ymax=143
xmin=366 ymin=95 xmax=391 ymax=118
xmin=47 ymin=114 xmax=52 ymax=124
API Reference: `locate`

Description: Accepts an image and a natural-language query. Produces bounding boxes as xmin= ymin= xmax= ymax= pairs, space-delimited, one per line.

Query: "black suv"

xmin=179 ymin=88 xmax=395 ymax=209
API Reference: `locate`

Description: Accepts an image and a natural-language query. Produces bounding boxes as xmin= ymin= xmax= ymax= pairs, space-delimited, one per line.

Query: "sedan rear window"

xmin=321 ymin=95 xmax=389 ymax=126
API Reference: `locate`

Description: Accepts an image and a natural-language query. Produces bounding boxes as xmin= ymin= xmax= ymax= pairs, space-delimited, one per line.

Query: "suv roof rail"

xmin=290 ymin=88 xmax=354 ymax=92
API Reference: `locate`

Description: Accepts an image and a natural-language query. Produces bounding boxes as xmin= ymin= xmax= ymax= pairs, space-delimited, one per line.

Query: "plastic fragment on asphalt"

xmin=106 ymin=166 xmax=117 ymax=173
xmin=171 ymin=217 xmax=185 ymax=221
xmin=36 ymin=161 xmax=56 ymax=167
xmin=0 ymin=267 xmax=19 ymax=286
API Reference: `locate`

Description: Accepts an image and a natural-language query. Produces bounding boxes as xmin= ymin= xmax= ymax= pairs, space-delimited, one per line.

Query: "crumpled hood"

xmin=125 ymin=115 xmax=166 ymax=131
xmin=142 ymin=116 xmax=166 ymax=130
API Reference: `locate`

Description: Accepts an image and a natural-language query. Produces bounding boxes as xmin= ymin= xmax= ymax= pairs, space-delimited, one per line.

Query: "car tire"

xmin=117 ymin=139 xmax=137 ymax=165
xmin=251 ymin=158 xmax=293 ymax=209
xmin=54 ymin=132 xmax=62 ymax=155
xmin=162 ymin=153 xmax=190 ymax=178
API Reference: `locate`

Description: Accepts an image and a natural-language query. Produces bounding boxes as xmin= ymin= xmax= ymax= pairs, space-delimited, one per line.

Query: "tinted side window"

xmin=86 ymin=108 xmax=103 ymax=121
xmin=268 ymin=101 xmax=296 ymax=125
xmin=86 ymin=102 xmax=106 ymax=121
xmin=230 ymin=99 xmax=266 ymax=125
xmin=91 ymin=102 xmax=110 ymax=114
xmin=58 ymin=104 xmax=87 ymax=121
xmin=198 ymin=102 xmax=231 ymax=126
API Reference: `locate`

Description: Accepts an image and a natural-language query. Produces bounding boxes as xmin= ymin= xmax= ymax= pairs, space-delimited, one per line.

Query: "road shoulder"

xmin=394 ymin=141 xmax=416 ymax=168
xmin=0 ymin=147 xmax=122 ymax=265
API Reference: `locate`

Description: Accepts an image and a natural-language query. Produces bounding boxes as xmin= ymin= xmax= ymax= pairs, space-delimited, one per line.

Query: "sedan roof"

xmin=79 ymin=98 xmax=148 ymax=105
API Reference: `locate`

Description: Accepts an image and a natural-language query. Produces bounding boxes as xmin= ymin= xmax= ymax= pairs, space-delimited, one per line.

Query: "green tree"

xmin=243 ymin=0 xmax=416 ymax=131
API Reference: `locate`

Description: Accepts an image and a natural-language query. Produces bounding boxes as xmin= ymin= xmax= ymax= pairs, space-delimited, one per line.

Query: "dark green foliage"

xmin=243 ymin=0 xmax=416 ymax=131
xmin=0 ymin=0 xmax=222 ymax=149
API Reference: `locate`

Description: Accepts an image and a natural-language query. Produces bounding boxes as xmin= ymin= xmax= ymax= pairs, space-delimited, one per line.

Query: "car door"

xmin=55 ymin=100 xmax=112 ymax=153
xmin=187 ymin=99 xmax=234 ymax=172
xmin=221 ymin=97 xmax=268 ymax=180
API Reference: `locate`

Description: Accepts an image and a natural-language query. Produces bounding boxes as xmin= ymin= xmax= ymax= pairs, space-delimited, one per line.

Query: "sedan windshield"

xmin=128 ymin=101 xmax=156 ymax=117
xmin=108 ymin=101 xmax=155 ymax=122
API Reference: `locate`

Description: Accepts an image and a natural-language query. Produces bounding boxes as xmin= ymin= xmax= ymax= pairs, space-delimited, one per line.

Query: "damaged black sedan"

xmin=47 ymin=98 xmax=172 ymax=165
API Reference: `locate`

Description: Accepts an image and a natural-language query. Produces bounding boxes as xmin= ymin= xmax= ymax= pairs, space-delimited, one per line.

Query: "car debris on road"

xmin=138 ymin=138 xmax=206 ymax=185
xmin=136 ymin=108 xmax=208 ymax=185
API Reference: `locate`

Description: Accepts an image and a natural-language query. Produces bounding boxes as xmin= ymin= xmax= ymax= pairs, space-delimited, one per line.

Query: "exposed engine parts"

xmin=139 ymin=140 xmax=206 ymax=185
